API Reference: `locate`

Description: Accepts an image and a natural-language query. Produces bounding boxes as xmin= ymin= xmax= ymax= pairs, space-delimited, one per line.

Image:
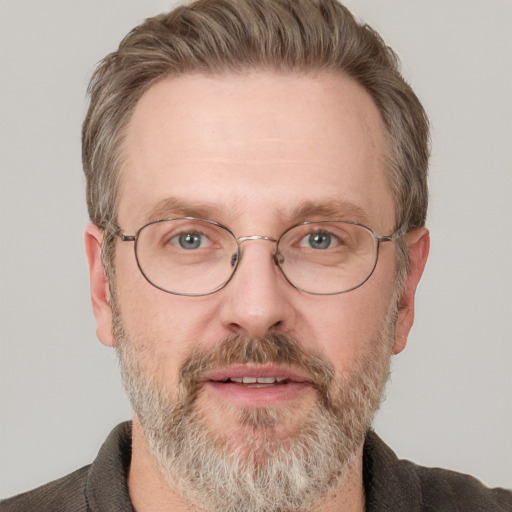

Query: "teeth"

xmin=228 ymin=377 xmax=284 ymax=384
xmin=256 ymin=377 xmax=276 ymax=384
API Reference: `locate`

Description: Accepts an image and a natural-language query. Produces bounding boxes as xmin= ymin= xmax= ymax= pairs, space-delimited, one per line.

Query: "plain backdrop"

xmin=1 ymin=0 xmax=511 ymax=498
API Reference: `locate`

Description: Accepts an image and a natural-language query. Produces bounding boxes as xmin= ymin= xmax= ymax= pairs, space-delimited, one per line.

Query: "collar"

xmin=363 ymin=430 xmax=423 ymax=511
xmin=85 ymin=422 xmax=134 ymax=512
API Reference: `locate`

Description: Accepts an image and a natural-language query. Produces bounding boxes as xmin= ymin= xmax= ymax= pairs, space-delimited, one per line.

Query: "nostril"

xmin=271 ymin=320 xmax=283 ymax=330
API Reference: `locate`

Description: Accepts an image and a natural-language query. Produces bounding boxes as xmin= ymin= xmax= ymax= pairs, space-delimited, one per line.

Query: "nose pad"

xmin=231 ymin=248 xmax=283 ymax=270
xmin=273 ymin=251 xmax=285 ymax=266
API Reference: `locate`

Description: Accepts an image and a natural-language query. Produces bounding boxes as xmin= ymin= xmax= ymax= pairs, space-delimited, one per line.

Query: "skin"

xmin=85 ymin=71 xmax=429 ymax=511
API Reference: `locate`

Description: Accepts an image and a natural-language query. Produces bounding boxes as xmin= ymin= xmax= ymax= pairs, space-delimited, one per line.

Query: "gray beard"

xmin=115 ymin=321 xmax=394 ymax=512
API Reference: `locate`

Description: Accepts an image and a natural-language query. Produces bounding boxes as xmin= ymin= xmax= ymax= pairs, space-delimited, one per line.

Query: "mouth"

xmin=201 ymin=365 xmax=313 ymax=407
xmin=215 ymin=376 xmax=289 ymax=387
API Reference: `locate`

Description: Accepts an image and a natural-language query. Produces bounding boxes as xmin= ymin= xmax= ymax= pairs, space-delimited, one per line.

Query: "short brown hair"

xmin=82 ymin=0 xmax=429 ymax=274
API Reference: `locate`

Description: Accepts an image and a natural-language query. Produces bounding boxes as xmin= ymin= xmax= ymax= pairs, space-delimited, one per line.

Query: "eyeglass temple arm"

xmin=101 ymin=222 xmax=136 ymax=243
xmin=379 ymin=228 xmax=407 ymax=243
xmin=119 ymin=234 xmax=136 ymax=242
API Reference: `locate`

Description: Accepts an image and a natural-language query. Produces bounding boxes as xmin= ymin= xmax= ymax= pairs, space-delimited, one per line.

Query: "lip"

xmin=202 ymin=364 xmax=311 ymax=384
xmin=201 ymin=364 xmax=313 ymax=407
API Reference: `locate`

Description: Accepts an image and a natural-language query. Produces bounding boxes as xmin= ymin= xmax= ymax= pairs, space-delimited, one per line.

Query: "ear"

xmin=84 ymin=224 xmax=115 ymax=347
xmin=393 ymin=227 xmax=430 ymax=355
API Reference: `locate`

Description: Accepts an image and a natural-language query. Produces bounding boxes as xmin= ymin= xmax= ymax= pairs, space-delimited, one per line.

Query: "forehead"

xmin=119 ymin=71 xmax=394 ymax=232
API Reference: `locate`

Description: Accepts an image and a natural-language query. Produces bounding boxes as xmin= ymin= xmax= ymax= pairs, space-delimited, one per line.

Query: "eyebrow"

xmin=143 ymin=196 xmax=228 ymax=224
xmin=142 ymin=196 xmax=371 ymax=227
xmin=289 ymin=199 xmax=371 ymax=225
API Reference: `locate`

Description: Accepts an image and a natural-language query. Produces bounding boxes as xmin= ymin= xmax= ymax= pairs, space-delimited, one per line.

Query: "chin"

xmin=194 ymin=393 xmax=312 ymax=461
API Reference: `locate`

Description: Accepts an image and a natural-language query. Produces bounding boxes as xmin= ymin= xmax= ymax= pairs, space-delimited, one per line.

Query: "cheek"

xmin=299 ymin=276 xmax=395 ymax=374
xmin=113 ymin=252 xmax=226 ymax=382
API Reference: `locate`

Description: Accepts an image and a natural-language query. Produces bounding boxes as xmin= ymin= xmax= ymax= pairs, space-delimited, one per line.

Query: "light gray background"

xmin=1 ymin=0 xmax=511 ymax=498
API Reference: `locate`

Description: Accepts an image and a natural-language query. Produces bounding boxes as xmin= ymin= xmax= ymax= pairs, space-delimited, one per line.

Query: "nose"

xmin=218 ymin=238 xmax=296 ymax=338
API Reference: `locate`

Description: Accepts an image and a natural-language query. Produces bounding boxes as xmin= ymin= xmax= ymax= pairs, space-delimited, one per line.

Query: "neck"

xmin=128 ymin=415 xmax=366 ymax=512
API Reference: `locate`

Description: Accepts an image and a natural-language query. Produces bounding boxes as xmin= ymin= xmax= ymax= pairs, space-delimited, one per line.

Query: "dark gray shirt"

xmin=1 ymin=422 xmax=510 ymax=511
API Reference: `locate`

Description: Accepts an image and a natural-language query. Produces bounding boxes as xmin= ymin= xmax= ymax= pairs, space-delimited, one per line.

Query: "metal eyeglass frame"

xmin=114 ymin=217 xmax=403 ymax=296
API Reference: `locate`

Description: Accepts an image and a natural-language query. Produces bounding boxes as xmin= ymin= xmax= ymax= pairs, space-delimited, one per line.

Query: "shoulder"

xmin=402 ymin=460 xmax=512 ymax=512
xmin=364 ymin=431 xmax=512 ymax=512
xmin=0 ymin=422 xmax=133 ymax=512
xmin=0 ymin=465 xmax=91 ymax=512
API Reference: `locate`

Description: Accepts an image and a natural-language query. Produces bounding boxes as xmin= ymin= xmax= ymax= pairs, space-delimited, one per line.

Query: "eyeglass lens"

xmin=133 ymin=219 xmax=379 ymax=296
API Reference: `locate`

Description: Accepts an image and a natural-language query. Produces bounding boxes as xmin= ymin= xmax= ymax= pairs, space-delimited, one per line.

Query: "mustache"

xmin=178 ymin=333 xmax=336 ymax=405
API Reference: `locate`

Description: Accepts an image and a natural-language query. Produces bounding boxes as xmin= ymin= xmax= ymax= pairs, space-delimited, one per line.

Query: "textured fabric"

xmin=1 ymin=421 xmax=511 ymax=511
xmin=362 ymin=432 xmax=512 ymax=512
xmin=0 ymin=423 xmax=134 ymax=512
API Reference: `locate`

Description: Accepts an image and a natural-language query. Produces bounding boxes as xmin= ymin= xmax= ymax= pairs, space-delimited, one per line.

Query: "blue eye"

xmin=304 ymin=231 xmax=333 ymax=249
xmin=175 ymin=232 xmax=206 ymax=250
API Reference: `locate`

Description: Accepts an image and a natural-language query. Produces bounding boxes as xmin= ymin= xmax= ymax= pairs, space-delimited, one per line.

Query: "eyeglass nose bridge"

xmin=231 ymin=234 xmax=284 ymax=268
xmin=237 ymin=235 xmax=277 ymax=244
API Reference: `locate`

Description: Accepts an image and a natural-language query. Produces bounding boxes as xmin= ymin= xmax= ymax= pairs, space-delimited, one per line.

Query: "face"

xmin=86 ymin=71 xmax=429 ymax=511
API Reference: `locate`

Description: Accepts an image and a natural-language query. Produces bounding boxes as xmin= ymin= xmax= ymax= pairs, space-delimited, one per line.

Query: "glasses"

xmin=115 ymin=218 xmax=401 ymax=296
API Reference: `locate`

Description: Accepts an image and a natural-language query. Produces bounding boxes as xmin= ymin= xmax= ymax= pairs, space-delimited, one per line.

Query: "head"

xmin=83 ymin=1 xmax=430 ymax=511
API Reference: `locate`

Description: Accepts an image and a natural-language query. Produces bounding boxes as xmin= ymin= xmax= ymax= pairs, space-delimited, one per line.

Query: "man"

xmin=1 ymin=0 xmax=510 ymax=510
